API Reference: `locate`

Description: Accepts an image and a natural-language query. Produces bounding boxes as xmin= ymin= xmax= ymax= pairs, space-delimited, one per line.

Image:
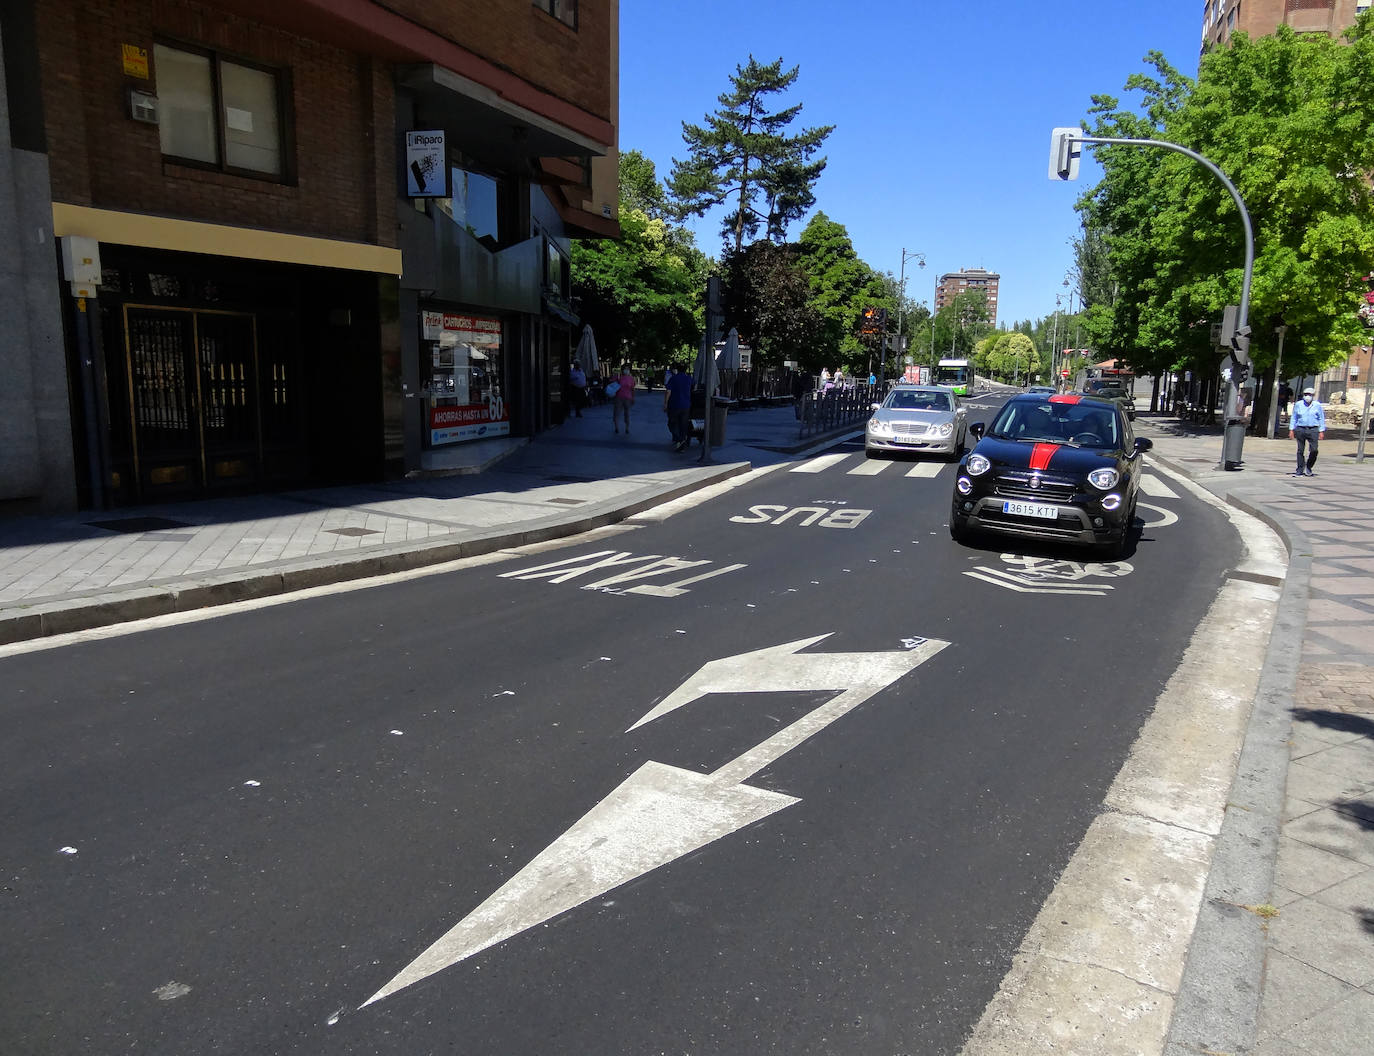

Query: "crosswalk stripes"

xmin=847 ymin=459 xmax=889 ymax=476
xmin=789 ymin=453 xmax=849 ymax=474
xmin=905 ymin=463 xmax=944 ymax=478
xmin=1139 ymin=474 xmax=1178 ymax=499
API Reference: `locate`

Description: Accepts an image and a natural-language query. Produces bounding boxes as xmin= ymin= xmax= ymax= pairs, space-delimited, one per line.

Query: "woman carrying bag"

xmin=611 ymin=364 xmax=636 ymax=434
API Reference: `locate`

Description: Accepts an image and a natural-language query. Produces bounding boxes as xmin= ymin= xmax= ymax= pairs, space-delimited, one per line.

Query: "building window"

xmin=435 ymin=166 xmax=505 ymax=249
xmin=154 ymin=42 xmax=288 ymax=179
xmin=534 ymin=0 xmax=577 ymax=29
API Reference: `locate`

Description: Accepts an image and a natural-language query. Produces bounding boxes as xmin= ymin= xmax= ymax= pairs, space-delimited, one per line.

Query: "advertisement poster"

xmin=427 ymin=311 xmax=508 ymax=445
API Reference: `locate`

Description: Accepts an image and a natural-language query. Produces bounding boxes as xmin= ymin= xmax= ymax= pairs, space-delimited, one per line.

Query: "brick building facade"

xmin=1202 ymin=0 xmax=1371 ymax=49
xmin=933 ymin=268 xmax=1001 ymax=323
xmin=0 ymin=0 xmax=618 ymax=511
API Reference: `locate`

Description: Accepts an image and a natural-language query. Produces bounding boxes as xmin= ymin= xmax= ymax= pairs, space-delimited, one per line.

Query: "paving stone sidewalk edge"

xmin=0 ymin=461 xmax=753 ymax=646
xmin=1147 ymin=447 xmax=1311 ymax=1055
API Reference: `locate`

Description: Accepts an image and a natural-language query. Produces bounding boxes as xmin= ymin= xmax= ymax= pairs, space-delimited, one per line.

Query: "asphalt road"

xmin=1 ymin=394 xmax=1242 ymax=1055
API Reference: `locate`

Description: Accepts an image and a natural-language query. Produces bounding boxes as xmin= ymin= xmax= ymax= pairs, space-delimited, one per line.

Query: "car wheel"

xmin=1097 ymin=500 xmax=1135 ymax=559
xmin=865 ymin=446 xmax=878 ymax=459
xmin=949 ymin=515 xmax=972 ymax=543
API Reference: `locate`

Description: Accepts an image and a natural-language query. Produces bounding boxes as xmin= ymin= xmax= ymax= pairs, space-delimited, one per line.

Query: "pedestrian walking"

xmin=568 ymin=360 xmax=587 ymax=417
xmin=663 ymin=362 xmax=694 ymax=451
xmin=1289 ymin=386 xmax=1325 ymax=476
xmin=612 ymin=363 xmax=636 ymax=434
xmin=1277 ymin=381 xmax=1292 ymax=422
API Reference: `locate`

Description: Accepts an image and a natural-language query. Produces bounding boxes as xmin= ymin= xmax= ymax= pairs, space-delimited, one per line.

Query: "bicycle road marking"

xmin=1139 ymin=474 xmax=1179 ymax=498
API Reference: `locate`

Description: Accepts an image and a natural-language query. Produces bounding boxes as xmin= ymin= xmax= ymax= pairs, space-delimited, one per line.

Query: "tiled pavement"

xmin=1138 ymin=414 xmax=1374 ymax=1056
xmin=3 ymin=392 xmax=1373 ymax=1054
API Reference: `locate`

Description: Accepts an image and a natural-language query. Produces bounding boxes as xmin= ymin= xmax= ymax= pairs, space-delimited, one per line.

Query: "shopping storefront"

xmin=420 ymin=308 xmax=510 ymax=447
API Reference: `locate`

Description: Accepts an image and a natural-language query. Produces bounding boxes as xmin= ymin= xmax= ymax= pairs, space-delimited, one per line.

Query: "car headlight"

xmin=934 ymin=422 xmax=954 ymax=438
xmin=868 ymin=417 xmax=890 ymax=436
xmin=1087 ymin=467 xmax=1120 ymax=490
xmin=966 ymin=453 xmax=991 ymax=476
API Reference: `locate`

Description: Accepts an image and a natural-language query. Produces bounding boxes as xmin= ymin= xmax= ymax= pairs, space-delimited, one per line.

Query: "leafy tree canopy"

xmin=795 ymin=212 xmax=891 ymax=372
xmin=572 ymin=153 xmax=710 ymax=366
xmin=1077 ymin=15 xmax=1374 ymax=383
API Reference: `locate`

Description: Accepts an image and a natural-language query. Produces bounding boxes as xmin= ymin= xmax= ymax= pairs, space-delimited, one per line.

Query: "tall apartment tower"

xmin=933 ymin=268 xmax=1000 ymax=322
xmin=1202 ymin=0 xmax=1371 ymax=49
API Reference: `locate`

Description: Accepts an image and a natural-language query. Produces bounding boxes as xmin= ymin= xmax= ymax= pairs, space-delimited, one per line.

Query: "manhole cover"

xmin=547 ymin=497 xmax=586 ymax=505
xmin=325 ymin=526 xmax=381 ymax=537
xmin=87 ymin=516 xmax=193 ymax=533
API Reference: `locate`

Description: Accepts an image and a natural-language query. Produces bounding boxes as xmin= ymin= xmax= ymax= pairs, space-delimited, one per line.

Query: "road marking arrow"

xmin=361 ymin=633 xmax=947 ymax=1007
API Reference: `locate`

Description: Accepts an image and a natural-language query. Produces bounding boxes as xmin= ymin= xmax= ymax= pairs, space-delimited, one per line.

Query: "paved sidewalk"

xmin=1135 ymin=413 xmax=1374 ymax=1056
xmin=0 ymin=395 xmax=856 ymax=644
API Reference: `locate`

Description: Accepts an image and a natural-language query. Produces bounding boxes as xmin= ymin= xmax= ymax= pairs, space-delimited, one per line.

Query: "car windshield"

xmin=885 ymin=389 xmax=951 ymax=412
xmin=988 ymin=399 xmax=1120 ymax=448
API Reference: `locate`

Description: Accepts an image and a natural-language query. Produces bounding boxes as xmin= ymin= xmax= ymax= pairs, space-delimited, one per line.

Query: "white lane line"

xmin=847 ymin=460 xmax=890 ymax=476
xmin=905 ymin=463 xmax=944 ymax=478
xmin=789 ymin=453 xmax=850 ymax=473
xmin=1139 ymin=474 xmax=1179 ymax=498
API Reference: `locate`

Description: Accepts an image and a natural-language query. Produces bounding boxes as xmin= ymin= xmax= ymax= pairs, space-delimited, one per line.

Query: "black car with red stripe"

xmin=949 ymin=393 xmax=1152 ymax=557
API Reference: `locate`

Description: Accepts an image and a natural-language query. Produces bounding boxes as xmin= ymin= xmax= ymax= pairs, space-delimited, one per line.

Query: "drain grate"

xmin=325 ymin=526 xmax=381 ymax=537
xmin=87 ymin=516 xmax=193 ymax=533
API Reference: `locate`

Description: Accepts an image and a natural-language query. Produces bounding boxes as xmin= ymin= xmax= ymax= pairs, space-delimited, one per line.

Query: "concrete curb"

xmin=0 ymin=461 xmax=751 ymax=646
xmin=1147 ymin=453 xmax=1311 ymax=1055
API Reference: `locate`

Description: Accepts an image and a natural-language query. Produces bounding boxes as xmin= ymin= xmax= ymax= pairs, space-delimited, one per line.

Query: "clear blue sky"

xmin=618 ymin=1 xmax=1202 ymax=329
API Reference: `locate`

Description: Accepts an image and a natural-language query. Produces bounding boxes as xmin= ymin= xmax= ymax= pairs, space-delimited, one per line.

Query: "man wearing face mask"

xmin=1289 ymin=386 xmax=1325 ymax=477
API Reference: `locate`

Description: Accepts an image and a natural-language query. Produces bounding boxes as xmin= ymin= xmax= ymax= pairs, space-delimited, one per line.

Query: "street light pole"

xmin=896 ymin=249 xmax=925 ymax=386
xmin=1055 ymin=131 xmax=1254 ymax=470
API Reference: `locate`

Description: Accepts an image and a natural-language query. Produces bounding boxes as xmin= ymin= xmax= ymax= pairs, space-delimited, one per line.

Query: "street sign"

xmin=1061 ymin=369 xmax=1070 ymax=378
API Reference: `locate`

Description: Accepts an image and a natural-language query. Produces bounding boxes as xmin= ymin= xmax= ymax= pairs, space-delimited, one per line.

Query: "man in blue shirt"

xmin=1289 ymin=385 xmax=1326 ymax=476
xmin=663 ymin=362 xmax=695 ymax=451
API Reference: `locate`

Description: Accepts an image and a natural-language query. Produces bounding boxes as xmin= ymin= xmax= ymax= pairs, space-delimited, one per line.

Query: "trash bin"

xmin=1222 ymin=417 xmax=1246 ymax=469
xmin=709 ymin=398 xmax=729 ymax=446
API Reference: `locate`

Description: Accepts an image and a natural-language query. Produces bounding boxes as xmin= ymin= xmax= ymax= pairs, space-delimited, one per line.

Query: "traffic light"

xmin=859 ymin=307 xmax=887 ymax=336
xmin=1049 ymin=127 xmax=1082 ymax=181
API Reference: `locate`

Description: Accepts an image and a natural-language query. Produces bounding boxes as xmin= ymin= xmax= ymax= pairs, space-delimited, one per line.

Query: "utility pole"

xmin=1266 ymin=325 xmax=1287 ymax=439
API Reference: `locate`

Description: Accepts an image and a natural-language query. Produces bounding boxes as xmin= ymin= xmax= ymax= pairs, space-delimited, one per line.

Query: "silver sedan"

xmin=865 ymin=385 xmax=967 ymax=459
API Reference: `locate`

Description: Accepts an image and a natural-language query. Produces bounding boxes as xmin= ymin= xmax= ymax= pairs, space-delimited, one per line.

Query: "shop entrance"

xmin=116 ymin=304 xmax=297 ymax=499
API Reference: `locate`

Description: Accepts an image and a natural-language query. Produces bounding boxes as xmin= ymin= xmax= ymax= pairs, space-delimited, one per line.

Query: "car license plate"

xmin=1002 ymin=500 xmax=1059 ymax=520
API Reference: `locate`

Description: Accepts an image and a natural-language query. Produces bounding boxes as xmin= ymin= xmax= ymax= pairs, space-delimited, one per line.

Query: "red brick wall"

xmin=37 ymin=0 xmax=396 ymax=247
xmin=382 ymin=0 xmax=612 ymax=121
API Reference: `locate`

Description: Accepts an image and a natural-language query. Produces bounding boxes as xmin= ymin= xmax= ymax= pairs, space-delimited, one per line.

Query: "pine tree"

xmin=668 ymin=56 xmax=833 ymax=253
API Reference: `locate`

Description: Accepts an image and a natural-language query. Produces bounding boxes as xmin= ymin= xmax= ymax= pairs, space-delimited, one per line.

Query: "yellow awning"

xmin=52 ymin=204 xmax=402 ymax=275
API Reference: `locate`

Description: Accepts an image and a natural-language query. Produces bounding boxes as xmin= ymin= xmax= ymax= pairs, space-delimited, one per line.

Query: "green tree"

xmin=794 ymin=212 xmax=891 ymax=373
xmin=668 ymin=56 xmax=834 ymax=253
xmin=722 ymin=241 xmax=826 ymax=371
xmin=618 ymin=148 xmax=668 ymax=219
xmin=572 ymin=154 xmax=710 ymax=366
xmin=1078 ymin=18 xmax=1374 ymax=412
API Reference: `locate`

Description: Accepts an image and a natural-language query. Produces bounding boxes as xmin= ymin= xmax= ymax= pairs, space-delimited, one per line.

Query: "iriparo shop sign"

xmin=405 ymin=130 xmax=447 ymax=196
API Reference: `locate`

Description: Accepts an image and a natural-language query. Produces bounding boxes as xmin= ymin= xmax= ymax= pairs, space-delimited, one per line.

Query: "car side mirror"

xmin=969 ymin=422 xmax=985 ymax=440
xmin=871 ymin=402 xmax=881 ymax=411
xmin=1134 ymin=437 xmax=1153 ymax=452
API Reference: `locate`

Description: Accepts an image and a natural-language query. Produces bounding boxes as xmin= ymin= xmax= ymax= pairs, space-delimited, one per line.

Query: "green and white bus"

xmin=935 ymin=358 xmax=972 ymax=397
